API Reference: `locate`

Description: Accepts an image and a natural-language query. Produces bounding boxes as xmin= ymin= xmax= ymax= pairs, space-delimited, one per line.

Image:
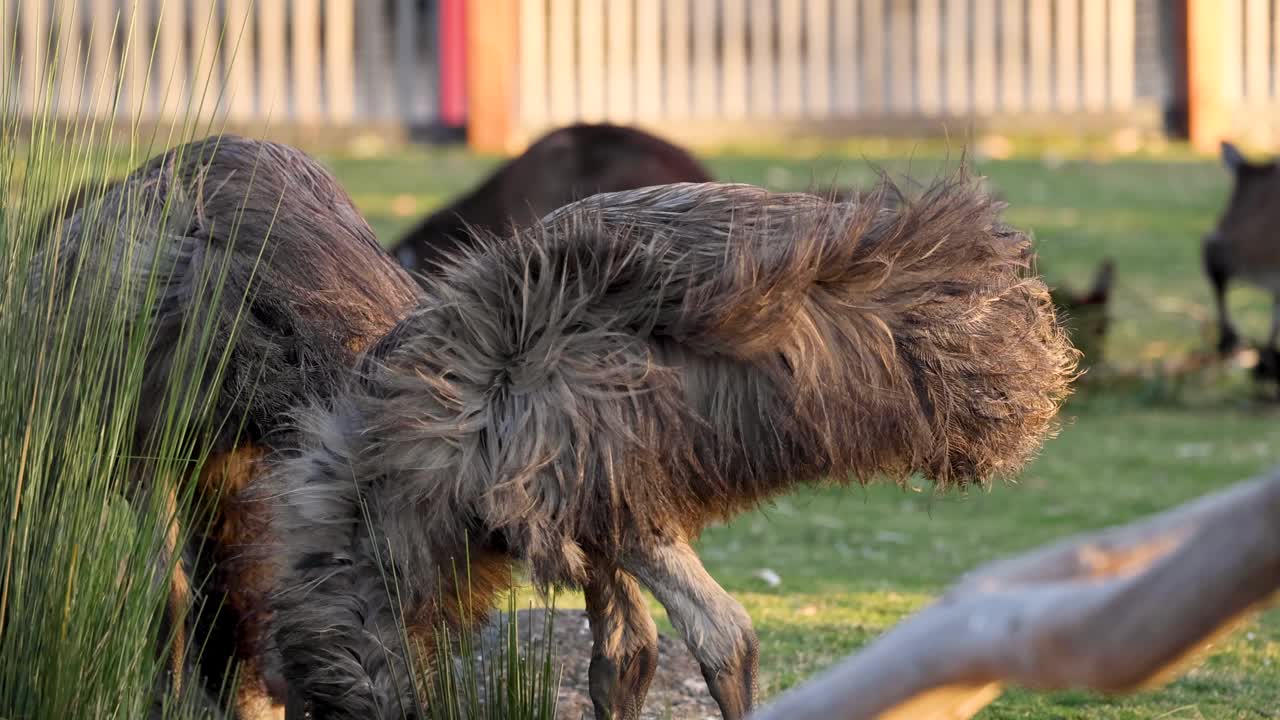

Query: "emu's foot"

xmin=589 ymin=641 xmax=660 ymax=720
xmin=1218 ymin=327 xmax=1242 ymax=356
xmin=701 ymin=637 xmax=759 ymax=720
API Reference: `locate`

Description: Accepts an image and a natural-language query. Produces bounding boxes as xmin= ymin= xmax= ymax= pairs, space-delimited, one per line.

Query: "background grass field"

xmin=323 ymin=141 xmax=1280 ymax=719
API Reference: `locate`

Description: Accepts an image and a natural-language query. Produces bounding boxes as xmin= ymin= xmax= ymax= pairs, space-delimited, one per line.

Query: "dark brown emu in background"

xmin=44 ymin=135 xmax=423 ymax=719
xmin=1050 ymin=260 xmax=1115 ymax=371
xmin=268 ymin=179 xmax=1077 ymax=720
xmin=388 ymin=122 xmax=714 ymax=276
xmin=1204 ymin=141 xmax=1280 ymax=381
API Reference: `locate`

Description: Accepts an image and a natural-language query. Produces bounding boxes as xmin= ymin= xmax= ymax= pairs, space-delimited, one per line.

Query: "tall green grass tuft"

xmin=422 ymin=591 xmax=562 ymax=720
xmin=0 ymin=3 xmax=250 ymax=717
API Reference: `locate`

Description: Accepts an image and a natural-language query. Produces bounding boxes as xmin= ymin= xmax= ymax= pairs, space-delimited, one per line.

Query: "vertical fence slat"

xmin=357 ymin=0 xmax=389 ymax=119
xmin=660 ymin=0 xmax=691 ymax=117
xmin=394 ymin=0 xmax=418 ymax=122
xmin=692 ymin=0 xmax=717 ymax=117
xmin=53 ymin=0 xmax=82 ymax=115
xmin=1056 ymin=0 xmax=1079 ymax=110
xmin=634 ymin=0 xmax=660 ymax=118
xmin=1274 ymin=0 xmax=1280 ymax=101
xmin=579 ymin=0 xmax=606 ymax=120
xmin=547 ymin=0 xmax=576 ymax=123
xmin=18 ymin=0 xmax=45 ymax=114
xmin=190 ymin=0 xmax=223 ymax=119
xmin=665 ymin=0 xmax=690 ymax=118
xmin=889 ymin=0 xmax=913 ymax=112
xmin=1001 ymin=0 xmax=1024 ymax=112
xmin=834 ymin=0 xmax=858 ymax=113
xmin=1081 ymin=0 xmax=1106 ymax=111
xmin=805 ymin=0 xmax=830 ymax=117
xmin=917 ymin=0 xmax=941 ymax=115
xmin=325 ymin=0 xmax=356 ymax=124
xmin=120 ymin=0 xmax=150 ymax=118
xmin=1245 ymin=0 xmax=1269 ymax=105
xmin=722 ymin=0 xmax=747 ymax=118
xmin=1222 ymin=0 xmax=1243 ymax=103
xmin=749 ymin=0 xmax=774 ymax=116
xmin=1028 ymin=0 xmax=1051 ymax=112
xmin=86 ymin=0 xmax=119 ymax=117
xmin=973 ymin=0 xmax=997 ymax=114
xmin=944 ymin=0 xmax=967 ymax=114
xmin=156 ymin=0 xmax=187 ymax=118
xmin=862 ymin=0 xmax=885 ymax=113
xmin=259 ymin=0 xmax=287 ymax=121
xmin=519 ymin=0 xmax=548 ymax=129
xmin=224 ymin=0 xmax=257 ymax=122
xmin=778 ymin=0 xmax=803 ymax=116
xmin=1108 ymin=0 xmax=1134 ymax=109
xmin=422 ymin=0 xmax=439 ymax=123
xmin=293 ymin=0 xmax=322 ymax=122
xmin=606 ymin=0 xmax=634 ymax=120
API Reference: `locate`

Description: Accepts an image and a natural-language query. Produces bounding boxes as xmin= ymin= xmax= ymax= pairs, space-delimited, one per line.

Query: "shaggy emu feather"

xmin=40 ymin=135 xmax=422 ymax=718
xmin=267 ymin=178 xmax=1077 ymax=719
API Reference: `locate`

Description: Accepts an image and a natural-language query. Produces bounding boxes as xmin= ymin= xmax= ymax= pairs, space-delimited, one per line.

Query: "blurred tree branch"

xmin=752 ymin=471 xmax=1280 ymax=720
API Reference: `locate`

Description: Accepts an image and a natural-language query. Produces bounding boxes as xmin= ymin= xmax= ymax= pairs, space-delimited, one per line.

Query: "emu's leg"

xmin=158 ymin=484 xmax=190 ymax=695
xmin=584 ymin=566 xmax=659 ymax=720
xmin=622 ymin=543 xmax=758 ymax=720
xmin=1256 ymin=296 xmax=1280 ymax=384
xmin=1204 ymin=241 xmax=1238 ymax=355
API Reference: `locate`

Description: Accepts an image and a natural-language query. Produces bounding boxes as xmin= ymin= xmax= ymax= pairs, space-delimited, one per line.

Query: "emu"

xmin=389 ymin=122 xmax=714 ymax=276
xmin=1050 ymin=259 xmax=1115 ymax=372
xmin=266 ymin=178 xmax=1077 ymax=719
xmin=42 ymin=135 xmax=424 ymax=719
xmin=1204 ymin=141 xmax=1280 ymax=380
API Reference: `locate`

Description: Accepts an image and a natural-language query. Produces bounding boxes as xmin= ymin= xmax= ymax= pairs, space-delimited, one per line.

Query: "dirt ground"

xmin=476 ymin=608 xmax=722 ymax=720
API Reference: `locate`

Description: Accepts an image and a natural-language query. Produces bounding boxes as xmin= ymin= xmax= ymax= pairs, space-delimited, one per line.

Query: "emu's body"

xmin=1205 ymin=141 xmax=1280 ymax=381
xmin=389 ymin=123 xmax=714 ymax=276
xmin=45 ymin=136 xmax=423 ymax=718
xmin=269 ymin=179 xmax=1077 ymax=719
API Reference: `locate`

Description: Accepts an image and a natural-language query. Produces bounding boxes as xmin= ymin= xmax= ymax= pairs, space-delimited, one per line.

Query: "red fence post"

xmin=438 ymin=0 xmax=467 ymax=127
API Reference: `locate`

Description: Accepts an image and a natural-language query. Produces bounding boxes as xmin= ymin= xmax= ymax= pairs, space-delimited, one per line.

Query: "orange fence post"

xmin=1186 ymin=0 xmax=1230 ymax=153
xmin=467 ymin=0 xmax=520 ymax=154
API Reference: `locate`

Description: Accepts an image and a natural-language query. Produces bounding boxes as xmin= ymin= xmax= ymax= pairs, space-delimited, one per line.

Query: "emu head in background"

xmin=1050 ymin=260 xmax=1115 ymax=373
xmin=1203 ymin=142 xmax=1280 ymax=377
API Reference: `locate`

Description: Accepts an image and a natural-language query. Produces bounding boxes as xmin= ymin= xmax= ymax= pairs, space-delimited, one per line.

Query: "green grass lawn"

xmin=315 ymin=142 xmax=1280 ymax=718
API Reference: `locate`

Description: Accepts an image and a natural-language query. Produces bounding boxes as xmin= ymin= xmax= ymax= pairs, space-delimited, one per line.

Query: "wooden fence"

xmin=508 ymin=0 xmax=1158 ymax=147
xmin=463 ymin=0 xmax=1188 ymax=151
xmin=2 ymin=1 xmax=1277 ymax=153
xmin=0 ymin=0 xmax=463 ymax=138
